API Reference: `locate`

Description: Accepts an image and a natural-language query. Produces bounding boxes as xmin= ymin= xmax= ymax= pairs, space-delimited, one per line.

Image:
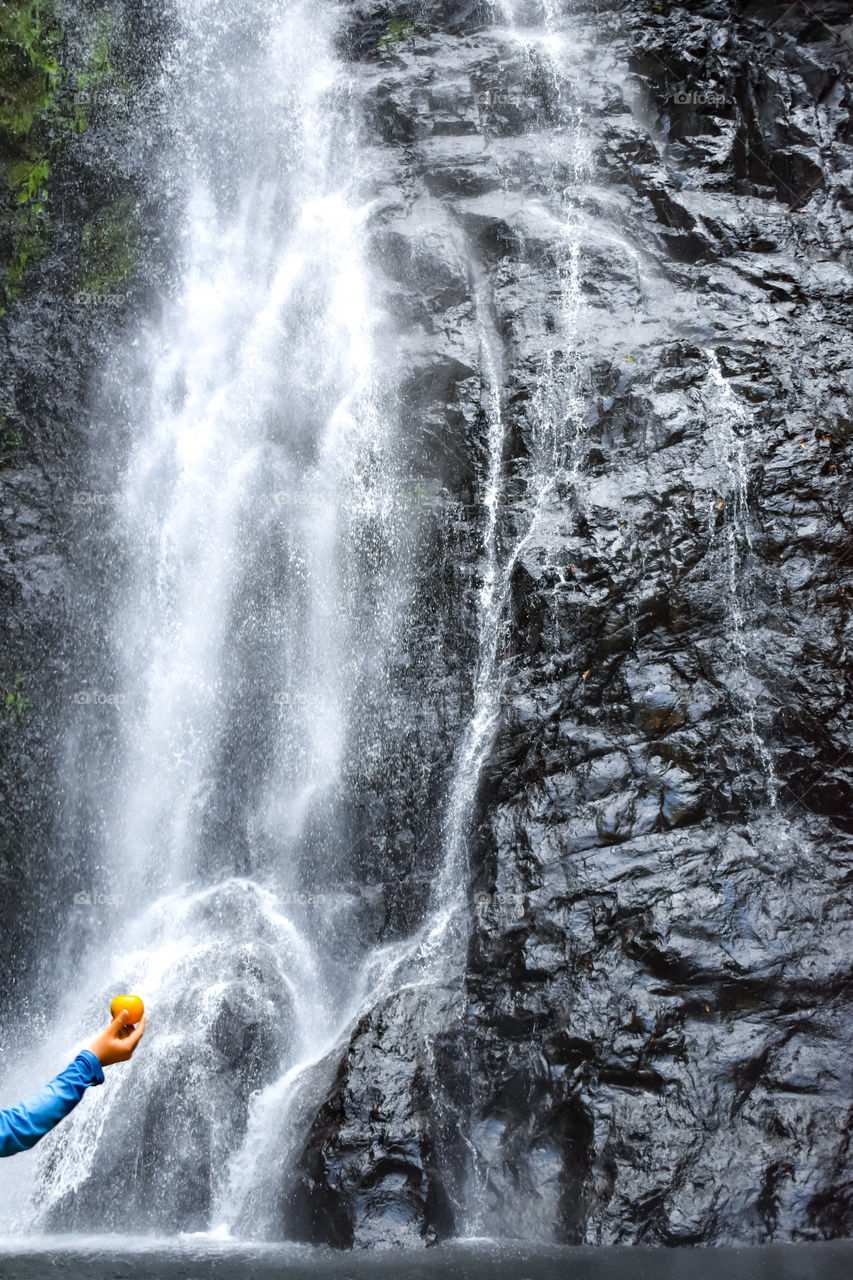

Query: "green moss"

xmin=378 ymin=18 xmax=415 ymax=49
xmin=91 ymin=8 xmax=115 ymax=76
xmin=3 ymin=674 xmax=26 ymax=726
xmin=0 ymin=0 xmax=63 ymax=137
xmin=6 ymin=155 xmax=49 ymax=202
xmin=73 ymin=9 xmax=126 ymax=132
xmin=80 ymin=194 xmax=138 ymax=291
xmin=0 ymin=0 xmax=63 ymax=309
xmin=1 ymin=5 xmax=129 ymax=308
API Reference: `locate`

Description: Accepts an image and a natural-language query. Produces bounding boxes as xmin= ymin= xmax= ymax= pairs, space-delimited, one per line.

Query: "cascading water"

xmin=0 ymin=0 xmax=419 ymax=1235
xmin=456 ymin=1 xmax=642 ymax=1239
xmin=10 ymin=0 xmax=635 ymax=1240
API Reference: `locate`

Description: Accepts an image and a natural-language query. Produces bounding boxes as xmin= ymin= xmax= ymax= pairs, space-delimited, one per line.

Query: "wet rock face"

xmin=286 ymin=985 xmax=465 ymax=1249
xmin=40 ymin=884 xmax=295 ymax=1232
xmin=0 ymin=0 xmax=174 ymax=1017
xmin=292 ymin=0 xmax=853 ymax=1249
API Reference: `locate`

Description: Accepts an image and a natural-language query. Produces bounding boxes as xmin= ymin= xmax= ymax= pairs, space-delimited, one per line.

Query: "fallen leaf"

xmin=582 ymin=669 xmax=590 ymax=680
xmin=800 ymin=440 xmax=806 ymax=448
xmin=717 ymin=501 xmax=723 ymax=508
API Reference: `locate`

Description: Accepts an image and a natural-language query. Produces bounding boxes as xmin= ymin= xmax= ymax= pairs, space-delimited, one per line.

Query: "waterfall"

xmin=0 ymin=0 xmax=414 ymax=1234
xmin=0 ymin=0 xmax=652 ymax=1241
xmin=1 ymin=0 xmax=617 ymax=1239
xmin=2 ymin=0 xmax=850 ymax=1255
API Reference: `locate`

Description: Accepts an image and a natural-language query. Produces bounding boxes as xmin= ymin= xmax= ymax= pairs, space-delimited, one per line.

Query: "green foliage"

xmin=0 ymin=0 xmax=63 ymax=309
xmin=1 ymin=4 xmax=130 ymax=307
xmin=4 ymin=675 xmax=26 ymax=726
xmin=2 ymin=155 xmax=50 ymax=296
xmin=7 ymin=156 xmax=50 ymax=203
xmin=378 ymin=18 xmax=415 ymax=50
xmin=73 ymin=9 xmax=126 ymax=132
xmin=91 ymin=8 xmax=115 ymax=76
xmin=0 ymin=427 xmax=22 ymax=455
xmin=80 ymin=194 xmax=138 ymax=291
xmin=0 ymin=0 xmax=63 ymax=137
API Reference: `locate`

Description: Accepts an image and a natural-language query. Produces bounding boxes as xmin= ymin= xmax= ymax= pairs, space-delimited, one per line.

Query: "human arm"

xmin=0 ymin=1008 xmax=146 ymax=1157
xmin=0 ymin=1049 xmax=104 ymax=1157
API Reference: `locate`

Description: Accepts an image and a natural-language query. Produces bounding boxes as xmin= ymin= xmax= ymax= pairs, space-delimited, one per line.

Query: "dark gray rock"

xmin=288 ymin=0 xmax=853 ymax=1250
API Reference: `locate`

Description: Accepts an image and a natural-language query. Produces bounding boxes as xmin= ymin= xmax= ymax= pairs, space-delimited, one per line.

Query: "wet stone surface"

xmin=287 ymin=0 xmax=853 ymax=1249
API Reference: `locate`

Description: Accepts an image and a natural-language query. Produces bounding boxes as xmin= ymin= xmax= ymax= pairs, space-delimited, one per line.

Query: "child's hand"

xmin=88 ymin=1008 xmax=146 ymax=1067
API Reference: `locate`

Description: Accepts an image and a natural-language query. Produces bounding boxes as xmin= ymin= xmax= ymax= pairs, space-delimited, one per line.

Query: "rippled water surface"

xmin=0 ymin=1240 xmax=852 ymax=1280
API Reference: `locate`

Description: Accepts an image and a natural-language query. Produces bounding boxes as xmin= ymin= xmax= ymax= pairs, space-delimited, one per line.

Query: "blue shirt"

xmin=0 ymin=1050 xmax=105 ymax=1157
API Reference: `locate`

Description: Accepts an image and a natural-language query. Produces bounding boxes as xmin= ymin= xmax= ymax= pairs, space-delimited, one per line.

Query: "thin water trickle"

xmin=705 ymin=351 xmax=778 ymax=806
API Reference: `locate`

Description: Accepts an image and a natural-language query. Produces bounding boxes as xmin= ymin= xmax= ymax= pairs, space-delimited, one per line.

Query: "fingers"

xmin=108 ymin=1008 xmax=131 ymax=1033
xmin=124 ymin=1012 xmax=146 ymax=1051
xmin=88 ymin=1006 xmax=146 ymax=1066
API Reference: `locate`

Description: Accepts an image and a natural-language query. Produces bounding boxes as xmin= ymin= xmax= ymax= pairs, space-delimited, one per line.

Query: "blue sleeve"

xmin=0 ymin=1050 xmax=105 ymax=1157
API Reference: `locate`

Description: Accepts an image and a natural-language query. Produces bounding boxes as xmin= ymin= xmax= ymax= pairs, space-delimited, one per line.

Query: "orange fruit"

xmin=110 ymin=994 xmax=144 ymax=1024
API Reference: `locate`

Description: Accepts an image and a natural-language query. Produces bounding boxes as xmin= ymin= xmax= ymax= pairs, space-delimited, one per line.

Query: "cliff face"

xmin=2 ymin=0 xmax=852 ymax=1250
xmin=0 ymin=1 xmax=172 ymax=1013
xmin=283 ymin=0 xmax=853 ymax=1247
